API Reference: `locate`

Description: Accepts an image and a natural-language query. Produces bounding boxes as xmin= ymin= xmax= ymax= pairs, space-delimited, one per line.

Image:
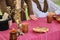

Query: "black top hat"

xmin=0 ymin=15 xmax=11 ymax=31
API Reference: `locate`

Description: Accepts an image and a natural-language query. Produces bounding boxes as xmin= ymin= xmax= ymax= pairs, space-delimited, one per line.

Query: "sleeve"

xmin=25 ymin=0 xmax=34 ymax=15
xmin=32 ymin=1 xmax=48 ymax=17
xmin=48 ymin=0 xmax=60 ymax=14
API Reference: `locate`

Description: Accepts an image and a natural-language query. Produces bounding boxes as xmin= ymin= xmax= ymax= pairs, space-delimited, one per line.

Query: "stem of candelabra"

xmin=14 ymin=0 xmax=24 ymax=36
xmin=17 ymin=22 xmax=24 ymax=36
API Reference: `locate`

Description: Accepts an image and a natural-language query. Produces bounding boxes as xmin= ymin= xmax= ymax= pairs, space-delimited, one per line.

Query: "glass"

xmin=47 ymin=16 xmax=53 ymax=23
xmin=22 ymin=22 xmax=28 ymax=33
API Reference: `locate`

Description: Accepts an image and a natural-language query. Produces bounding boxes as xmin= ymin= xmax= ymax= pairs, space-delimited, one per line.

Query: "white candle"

xmin=16 ymin=19 xmax=19 ymax=24
xmin=16 ymin=0 xmax=21 ymax=9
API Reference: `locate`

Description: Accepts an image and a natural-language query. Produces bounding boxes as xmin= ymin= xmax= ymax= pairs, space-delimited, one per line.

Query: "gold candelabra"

xmin=8 ymin=0 xmax=25 ymax=36
xmin=13 ymin=8 xmax=24 ymax=36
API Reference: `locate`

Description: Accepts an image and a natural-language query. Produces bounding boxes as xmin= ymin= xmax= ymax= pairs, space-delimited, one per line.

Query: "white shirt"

xmin=32 ymin=0 xmax=60 ymax=18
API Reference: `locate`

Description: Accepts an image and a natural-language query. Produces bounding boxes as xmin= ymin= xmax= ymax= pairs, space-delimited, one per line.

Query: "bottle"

xmin=10 ymin=28 xmax=17 ymax=40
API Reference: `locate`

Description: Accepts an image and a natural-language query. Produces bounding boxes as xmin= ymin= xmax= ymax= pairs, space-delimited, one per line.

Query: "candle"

xmin=22 ymin=22 xmax=28 ymax=33
xmin=16 ymin=0 xmax=21 ymax=9
xmin=16 ymin=19 xmax=19 ymax=24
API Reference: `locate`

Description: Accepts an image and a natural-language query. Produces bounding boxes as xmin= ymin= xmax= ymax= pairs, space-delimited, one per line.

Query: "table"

xmin=0 ymin=18 xmax=60 ymax=40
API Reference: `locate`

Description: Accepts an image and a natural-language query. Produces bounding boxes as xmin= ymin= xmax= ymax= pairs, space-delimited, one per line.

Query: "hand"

xmin=47 ymin=12 xmax=55 ymax=17
xmin=8 ymin=20 xmax=12 ymax=27
xmin=29 ymin=15 xmax=37 ymax=20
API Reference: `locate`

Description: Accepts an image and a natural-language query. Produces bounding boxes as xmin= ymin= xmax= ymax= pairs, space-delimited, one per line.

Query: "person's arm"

xmin=25 ymin=0 xmax=37 ymax=20
xmin=25 ymin=0 xmax=34 ymax=15
xmin=0 ymin=0 xmax=7 ymax=13
xmin=48 ymin=0 xmax=60 ymax=14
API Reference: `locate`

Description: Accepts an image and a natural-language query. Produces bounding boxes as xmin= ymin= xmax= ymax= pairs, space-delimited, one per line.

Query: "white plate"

xmin=33 ymin=27 xmax=49 ymax=33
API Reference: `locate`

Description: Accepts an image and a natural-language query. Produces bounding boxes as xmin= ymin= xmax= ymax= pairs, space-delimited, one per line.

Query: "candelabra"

xmin=14 ymin=9 xmax=24 ymax=36
xmin=8 ymin=0 xmax=25 ymax=36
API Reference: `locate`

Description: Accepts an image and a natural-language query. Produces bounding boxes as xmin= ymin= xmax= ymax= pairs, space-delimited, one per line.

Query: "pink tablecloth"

xmin=0 ymin=18 xmax=60 ymax=40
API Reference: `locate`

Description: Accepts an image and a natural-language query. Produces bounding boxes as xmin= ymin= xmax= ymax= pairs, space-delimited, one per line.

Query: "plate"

xmin=33 ymin=27 xmax=49 ymax=33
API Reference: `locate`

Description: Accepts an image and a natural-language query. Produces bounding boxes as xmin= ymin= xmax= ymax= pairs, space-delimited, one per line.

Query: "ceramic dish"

xmin=33 ymin=27 xmax=49 ymax=33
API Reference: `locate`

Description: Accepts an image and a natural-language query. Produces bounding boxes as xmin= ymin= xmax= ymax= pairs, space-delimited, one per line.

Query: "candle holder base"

xmin=16 ymin=29 xmax=24 ymax=36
